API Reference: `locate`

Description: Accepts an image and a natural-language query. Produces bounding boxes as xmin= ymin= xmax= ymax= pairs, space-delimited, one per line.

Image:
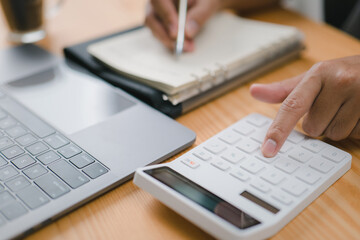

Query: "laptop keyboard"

xmin=0 ymin=91 xmax=109 ymax=225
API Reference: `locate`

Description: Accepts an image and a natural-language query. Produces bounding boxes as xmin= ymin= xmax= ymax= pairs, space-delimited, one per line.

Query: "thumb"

xmin=185 ymin=2 xmax=218 ymax=39
xmin=250 ymin=73 xmax=304 ymax=103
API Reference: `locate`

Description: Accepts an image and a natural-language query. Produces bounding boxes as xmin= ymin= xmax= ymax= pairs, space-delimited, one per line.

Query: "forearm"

xmin=219 ymin=0 xmax=280 ymax=12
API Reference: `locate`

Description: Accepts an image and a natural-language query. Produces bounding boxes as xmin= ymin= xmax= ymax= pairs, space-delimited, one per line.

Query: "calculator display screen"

xmin=145 ymin=167 xmax=261 ymax=229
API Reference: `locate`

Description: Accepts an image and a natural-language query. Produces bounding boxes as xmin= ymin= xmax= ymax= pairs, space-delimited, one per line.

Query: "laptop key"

xmin=0 ymin=156 xmax=7 ymax=167
xmin=49 ymin=160 xmax=89 ymax=189
xmin=15 ymin=133 xmax=37 ymax=146
xmin=2 ymin=145 xmax=25 ymax=159
xmin=26 ymin=142 xmax=49 ymax=156
xmin=23 ymin=164 xmax=48 ymax=179
xmin=11 ymin=155 xmax=36 ymax=169
xmin=37 ymin=151 xmax=60 ymax=165
xmin=5 ymin=125 xmax=27 ymax=138
xmin=58 ymin=144 xmax=82 ymax=159
xmin=5 ymin=176 xmax=30 ymax=192
xmin=44 ymin=134 xmax=69 ymax=149
xmin=0 ymin=191 xmax=15 ymax=207
xmin=17 ymin=186 xmax=49 ymax=209
xmin=0 ymin=98 xmax=55 ymax=138
xmin=0 ymin=110 xmax=7 ymax=120
xmin=0 ymin=165 xmax=18 ymax=181
xmin=1 ymin=201 xmax=28 ymax=220
xmin=35 ymin=174 xmax=70 ymax=199
xmin=70 ymin=154 xmax=95 ymax=169
xmin=83 ymin=163 xmax=108 ymax=179
xmin=0 ymin=213 xmax=6 ymax=226
xmin=0 ymin=137 xmax=14 ymax=150
xmin=0 ymin=117 xmax=17 ymax=130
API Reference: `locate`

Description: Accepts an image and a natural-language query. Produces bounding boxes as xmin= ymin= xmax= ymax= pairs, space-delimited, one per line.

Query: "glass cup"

xmin=0 ymin=0 xmax=63 ymax=43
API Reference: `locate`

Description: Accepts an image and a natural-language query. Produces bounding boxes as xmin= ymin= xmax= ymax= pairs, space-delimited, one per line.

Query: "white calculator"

xmin=134 ymin=113 xmax=352 ymax=240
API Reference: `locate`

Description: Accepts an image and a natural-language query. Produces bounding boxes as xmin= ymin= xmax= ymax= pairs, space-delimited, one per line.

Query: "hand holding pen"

xmin=145 ymin=0 xmax=220 ymax=53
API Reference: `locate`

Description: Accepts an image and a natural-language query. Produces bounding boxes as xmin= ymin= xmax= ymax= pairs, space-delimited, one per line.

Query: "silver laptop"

xmin=0 ymin=45 xmax=196 ymax=239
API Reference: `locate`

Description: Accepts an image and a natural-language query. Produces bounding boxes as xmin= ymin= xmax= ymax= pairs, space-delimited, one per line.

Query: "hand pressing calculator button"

xmin=134 ymin=113 xmax=352 ymax=240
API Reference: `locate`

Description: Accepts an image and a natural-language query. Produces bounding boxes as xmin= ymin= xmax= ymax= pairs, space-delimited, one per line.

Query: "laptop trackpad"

xmin=2 ymin=63 xmax=135 ymax=135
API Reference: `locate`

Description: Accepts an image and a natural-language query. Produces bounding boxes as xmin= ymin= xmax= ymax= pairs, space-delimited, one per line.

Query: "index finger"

xmin=151 ymin=0 xmax=179 ymax=38
xmin=262 ymin=73 xmax=322 ymax=157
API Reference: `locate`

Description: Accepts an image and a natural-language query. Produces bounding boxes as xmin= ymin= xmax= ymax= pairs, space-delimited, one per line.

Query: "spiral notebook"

xmin=88 ymin=12 xmax=303 ymax=105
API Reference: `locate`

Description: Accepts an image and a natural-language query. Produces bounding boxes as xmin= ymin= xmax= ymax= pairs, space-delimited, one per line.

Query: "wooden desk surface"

xmin=1 ymin=1 xmax=360 ymax=239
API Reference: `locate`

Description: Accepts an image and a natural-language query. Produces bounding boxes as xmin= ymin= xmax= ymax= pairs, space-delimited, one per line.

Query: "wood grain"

xmin=0 ymin=1 xmax=359 ymax=239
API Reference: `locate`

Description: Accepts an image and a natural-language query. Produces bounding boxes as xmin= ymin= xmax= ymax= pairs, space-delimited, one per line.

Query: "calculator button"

xmin=302 ymin=139 xmax=326 ymax=153
xmin=279 ymin=141 xmax=293 ymax=153
xmin=230 ymin=169 xmax=250 ymax=182
xmin=281 ymin=179 xmax=308 ymax=197
xmin=233 ymin=122 xmax=255 ymax=136
xmin=309 ymin=158 xmax=334 ymax=174
xmin=192 ymin=149 xmax=212 ymax=161
xmin=288 ymin=148 xmax=312 ymax=163
xmin=271 ymin=190 xmax=293 ymax=205
xmin=295 ymin=167 xmax=321 ymax=185
xmin=321 ymin=147 xmax=346 ymax=163
xmin=211 ymin=160 xmax=230 ymax=171
xmin=275 ymin=157 xmax=300 ymax=174
xmin=250 ymin=179 xmax=271 ymax=193
xmin=204 ymin=140 xmax=227 ymax=154
xmin=261 ymin=170 xmax=286 ymax=185
xmin=255 ymin=153 xmax=277 ymax=164
xmin=241 ymin=159 xmax=265 ymax=174
xmin=246 ymin=114 xmax=269 ymax=127
xmin=287 ymin=131 xmax=305 ymax=144
xmin=181 ymin=157 xmax=200 ymax=169
xmin=221 ymin=149 xmax=246 ymax=164
xmin=218 ymin=130 xmax=241 ymax=145
xmin=236 ymin=139 xmax=259 ymax=153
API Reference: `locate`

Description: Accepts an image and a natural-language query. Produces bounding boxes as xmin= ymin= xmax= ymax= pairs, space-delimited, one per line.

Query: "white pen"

xmin=175 ymin=0 xmax=188 ymax=58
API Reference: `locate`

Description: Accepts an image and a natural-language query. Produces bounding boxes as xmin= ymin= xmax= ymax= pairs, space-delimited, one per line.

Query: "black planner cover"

xmin=63 ymin=26 xmax=183 ymax=118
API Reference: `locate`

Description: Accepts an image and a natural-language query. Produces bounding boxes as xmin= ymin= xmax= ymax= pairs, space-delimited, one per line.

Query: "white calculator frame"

xmin=134 ymin=114 xmax=352 ymax=240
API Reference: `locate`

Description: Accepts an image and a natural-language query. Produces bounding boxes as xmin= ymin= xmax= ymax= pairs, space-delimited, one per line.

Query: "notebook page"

xmin=88 ymin=12 xmax=301 ymax=95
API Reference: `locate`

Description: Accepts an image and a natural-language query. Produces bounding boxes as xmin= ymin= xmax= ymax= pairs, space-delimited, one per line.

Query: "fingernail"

xmin=262 ymin=139 xmax=277 ymax=157
xmin=186 ymin=20 xmax=199 ymax=38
